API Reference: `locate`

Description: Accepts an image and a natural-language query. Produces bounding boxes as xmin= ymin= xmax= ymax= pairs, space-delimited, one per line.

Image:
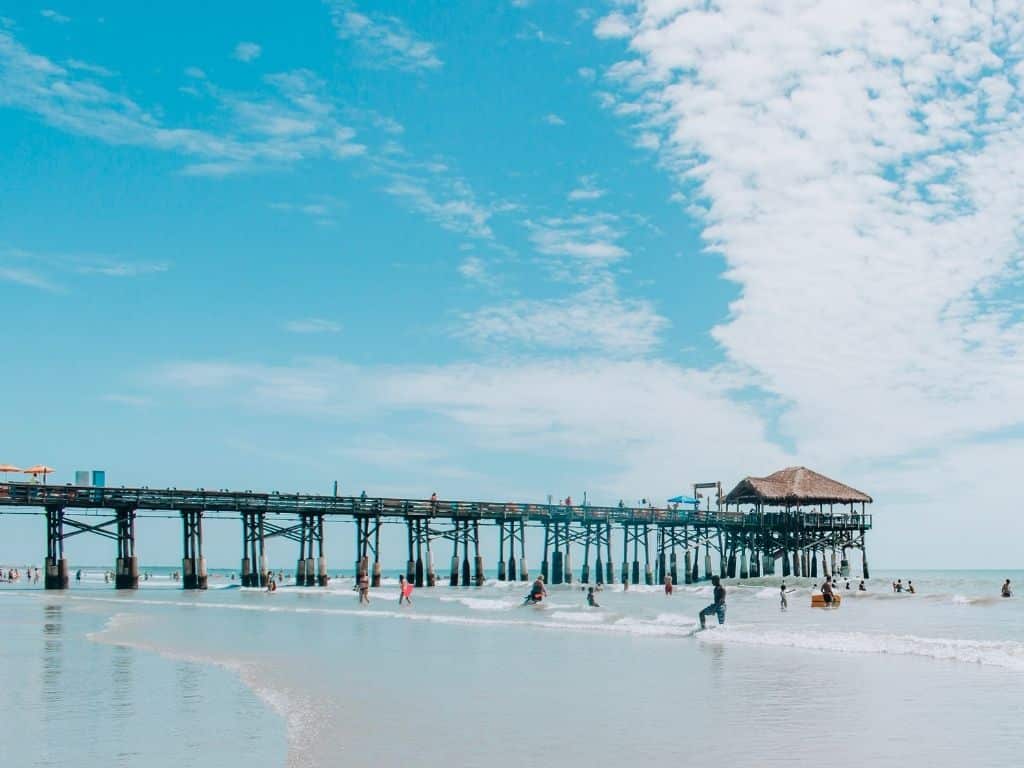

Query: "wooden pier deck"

xmin=0 ymin=474 xmax=873 ymax=590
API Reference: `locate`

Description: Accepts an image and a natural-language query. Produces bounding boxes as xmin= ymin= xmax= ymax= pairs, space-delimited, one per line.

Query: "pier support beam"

xmin=114 ymin=508 xmax=139 ymax=590
xmin=44 ymin=506 xmax=68 ymax=590
xmin=241 ymin=511 xmax=266 ymax=587
xmin=181 ymin=510 xmax=207 ymax=590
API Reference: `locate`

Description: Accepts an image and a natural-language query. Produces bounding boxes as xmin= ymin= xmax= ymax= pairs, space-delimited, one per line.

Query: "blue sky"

xmin=3 ymin=1 xmax=1024 ymax=568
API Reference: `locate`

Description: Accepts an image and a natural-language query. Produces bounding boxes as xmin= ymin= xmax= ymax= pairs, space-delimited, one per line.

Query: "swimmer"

xmin=907 ymin=580 xmax=916 ymax=594
xmin=664 ymin=574 xmax=673 ymax=595
xmin=586 ymin=587 xmax=599 ymax=608
xmin=524 ymin=575 xmax=546 ymax=605
xmin=357 ymin=571 xmax=370 ymax=604
xmin=858 ymin=579 xmax=866 ymax=591
xmin=1002 ymin=579 xmax=1012 ymax=598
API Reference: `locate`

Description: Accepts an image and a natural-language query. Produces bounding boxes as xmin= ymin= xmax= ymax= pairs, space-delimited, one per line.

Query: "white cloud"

xmin=458 ymin=255 xmax=494 ymax=286
xmin=0 ymin=32 xmax=365 ymax=175
xmin=578 ymin=66 xmax=596 ymax=81
xmin=233 ymin=42 xmax=262 ymax=63
xmin=0 ymin=266 xmax=61 ymax=292
xmin=40 ymin=9 xmax=70 ymax=24
xmin=597 ymin=2 xmax=1024 ymax=469
xmin=326 ymin=0 xmax=441 ymax=72
xmin=568 ymin=175 xmax=606 ymax=201
xmin=76 ymin=261 xmax=168 ymax=277
xmin=102 ymin=394 xmax=152 ymax=407
xmin=383 ymin=174 xmax=495 ymax=239
xmin=594 ymin=12 xmax=631 ymax=39
xmin=285 ymin=318 xmax=342 ymax=334
xmin=528 ymin=213 xmax=628 ymax=274
xmin=184 ymin=66 xmax=206 ymax=79
xmin=156 ymin=356 xmax=788 ymax=501
xmin=544 ymin=113 xmax=566 ymax=126
xmin=458 ymin=283 xmax=667 ymax=355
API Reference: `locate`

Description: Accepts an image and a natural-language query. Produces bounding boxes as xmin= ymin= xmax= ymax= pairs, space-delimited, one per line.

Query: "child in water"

xmin=780 ymin=582 xmax=794 ymax=611
xmin=399 ymin=575 xmax=413 ymax=605
xmin=587 ymin=587 xmax=600 ymax=608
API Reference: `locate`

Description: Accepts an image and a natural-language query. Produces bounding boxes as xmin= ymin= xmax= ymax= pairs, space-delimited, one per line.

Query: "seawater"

xmin=1 ymin=568 xmax=1022 ymax=767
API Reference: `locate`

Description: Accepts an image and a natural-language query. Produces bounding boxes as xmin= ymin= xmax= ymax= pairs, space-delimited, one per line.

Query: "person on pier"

xmin=698 ymin=576 xmax=727 ymax=628
xmin=1002 ymin=579 xmax=1012 ymax=598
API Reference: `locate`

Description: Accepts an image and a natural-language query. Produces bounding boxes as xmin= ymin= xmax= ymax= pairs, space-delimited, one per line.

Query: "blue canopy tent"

xmin=667 ymin=495 xmax=699 ymax=506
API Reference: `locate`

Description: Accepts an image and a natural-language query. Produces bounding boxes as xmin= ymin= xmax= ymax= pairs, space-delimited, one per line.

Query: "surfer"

xmin=525 ymin=575 xmax=547 ymax=605
xmin=586 ymin=587 xmax=599 ymax=608
xmin=1002 ymin=579 xmax=1012 ymax=598
xmin=698 ymin=575 xmax=727 ymax=628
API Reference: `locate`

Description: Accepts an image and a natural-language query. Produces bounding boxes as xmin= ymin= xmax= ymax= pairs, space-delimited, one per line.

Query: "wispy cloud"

xmin=233 ymin=41 xmax=262 ymax=62
xmin=383 ymin=174 xmax=496 ymax=240
xmin=39 ymin=9 xmax=70 ymax=24
xmin=0 ymin=266 xmax=62 ymax=292
xmin=326 ymin=0 xmax=441 ymax=72
xmin=102 ymin=394 xmax=152 ymax=407
xmin=0 ymin=30 xmax=365 ymax=176
xmin=568 ymin=175 xmax=605 ymax=201
xmin=285 ymin=318 xmax=342 ymax=334
xmin=76 ymin=261 xmax=168 ymax=277
xmin=458 ymin=283 xmax=666 ymax=355
xmin=528 ymin=213 xmax=628 ymax=275
xmin=543 ymin=113 xmax=566 ymax=126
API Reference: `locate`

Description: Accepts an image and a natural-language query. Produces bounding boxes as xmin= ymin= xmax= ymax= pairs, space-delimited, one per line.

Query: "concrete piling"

xmin=684 ymin=549 xmax=693 ymax=584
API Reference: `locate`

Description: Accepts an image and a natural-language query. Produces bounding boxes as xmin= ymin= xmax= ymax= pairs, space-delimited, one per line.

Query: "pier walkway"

xmin=0 ymin=473 xmax=872 ymax=591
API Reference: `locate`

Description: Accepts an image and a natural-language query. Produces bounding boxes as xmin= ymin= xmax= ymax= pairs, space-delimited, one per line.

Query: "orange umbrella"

xmin=23 ymin=465 xmax=55 ymax=484
xmin=0 ymin=464 xmax=21 ymax=480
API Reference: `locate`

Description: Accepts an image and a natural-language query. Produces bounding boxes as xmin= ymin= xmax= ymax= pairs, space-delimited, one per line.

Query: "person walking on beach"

xmin=699 ymin=576 xmax=727 ymax=628
xmin=357 ymin=571 xmax=370 ymax=604
xmin=1002 ymin=579 xmax=1013 ymax=598
xmin=399 ymin=574 xmax=413 ymax=605
xmin=587 ymin=587 xmax=600 ymax=608
xmin=664 ymin=574 xmax=673 ymax=595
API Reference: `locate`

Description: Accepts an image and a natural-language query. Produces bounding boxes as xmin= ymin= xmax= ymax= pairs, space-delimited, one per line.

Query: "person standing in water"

xmin=699 ymin=576 xmax=727 ymax=628
xmin=399 ymin=575 xmax=413 ymax=605
xmin=664 ymin=574 xmax=673 ymax=596
xmin=1002 ymin=579 xmax=1012 ymax=598
xmin=586 ymin=587 xmax=600 ymax=608
xmin=357 ymin=570 xmax=370 ymax=604
xmin=821 ymin=576 xmax=835 ymax=607
xmin=780 ymin=582 xmax=794 ymax=611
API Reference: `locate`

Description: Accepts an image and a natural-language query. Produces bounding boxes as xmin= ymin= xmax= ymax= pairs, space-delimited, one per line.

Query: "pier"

xmin=0 ymin=466 xmax=872 ymax=590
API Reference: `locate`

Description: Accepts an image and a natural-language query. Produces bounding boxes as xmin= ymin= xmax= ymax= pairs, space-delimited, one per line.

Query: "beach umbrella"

xmin=23 ymin=465 xmax=55 ymax=484
xmin=0 ymin=464 xmax=21 ymax=480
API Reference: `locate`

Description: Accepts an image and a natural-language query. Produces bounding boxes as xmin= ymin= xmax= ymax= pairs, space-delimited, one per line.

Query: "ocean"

xmin=1 ymin=567 xmax=1021 ymax=767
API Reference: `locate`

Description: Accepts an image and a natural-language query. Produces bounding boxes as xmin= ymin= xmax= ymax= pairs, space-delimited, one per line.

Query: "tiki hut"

xmin=724 ymin=466 xmax=871 ymax=510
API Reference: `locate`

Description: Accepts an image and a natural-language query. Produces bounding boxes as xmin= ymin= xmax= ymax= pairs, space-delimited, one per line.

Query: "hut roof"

xmin=724 ymin=466 xmax=872 ymax=506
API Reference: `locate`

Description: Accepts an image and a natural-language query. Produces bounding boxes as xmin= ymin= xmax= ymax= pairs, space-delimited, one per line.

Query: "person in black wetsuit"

xmin=586 ymin=587 xmax=599 ymax=608
xmin=1002 ymin=579 xmax=1012 ymax=598
xmin=699 ymin=576 xmax=726 ymax=628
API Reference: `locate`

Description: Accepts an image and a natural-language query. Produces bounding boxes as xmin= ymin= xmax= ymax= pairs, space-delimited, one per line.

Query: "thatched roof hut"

xmin=723 ymin=466 xmax=872 ymax=506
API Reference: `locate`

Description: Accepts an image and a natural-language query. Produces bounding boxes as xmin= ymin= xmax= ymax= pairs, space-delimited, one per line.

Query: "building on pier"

xmin=0 ymin=465 xmax=873 ymax=590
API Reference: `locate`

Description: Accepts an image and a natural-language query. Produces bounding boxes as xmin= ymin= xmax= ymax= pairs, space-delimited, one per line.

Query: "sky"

xmin=2 ymin=1 xmax=1024 ymax=569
